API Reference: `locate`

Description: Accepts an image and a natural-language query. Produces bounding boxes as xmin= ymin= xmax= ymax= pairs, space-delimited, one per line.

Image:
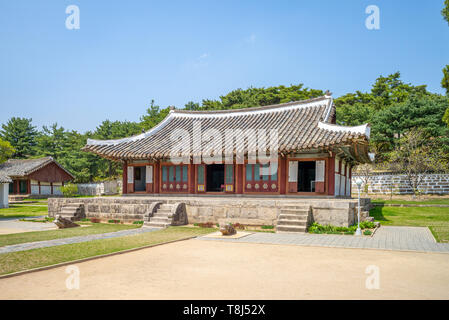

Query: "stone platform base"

xmin=48 ymin=196 xmax=372 ymax=227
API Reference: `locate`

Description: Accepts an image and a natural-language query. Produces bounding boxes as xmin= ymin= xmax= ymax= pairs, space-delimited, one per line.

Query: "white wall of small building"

xmin=0 ymin=183 xmax=9 ymax=208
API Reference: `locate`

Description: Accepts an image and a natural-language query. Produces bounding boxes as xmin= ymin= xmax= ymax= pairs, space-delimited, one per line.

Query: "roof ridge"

xmin=6 ymin=156 xmax=53 ymax=163
xmin=173 ymin=95 xmax=330 ymax=115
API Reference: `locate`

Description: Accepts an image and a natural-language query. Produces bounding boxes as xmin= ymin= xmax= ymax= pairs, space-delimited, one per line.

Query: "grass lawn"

xmin=0 ymin=222 xmax=139 ymax=247
xmin=0 ymin=226 xmax=214 ymax=275
xmin=371 ymin=206 xmax=449 ymax=242
xmin=372 ymin=199 xmax=449 ymax=205
xmin=0 ymin=204 xmax=48 ymax=219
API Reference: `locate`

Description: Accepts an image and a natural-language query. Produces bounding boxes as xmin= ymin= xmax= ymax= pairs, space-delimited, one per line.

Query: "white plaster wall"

xmin=0 ymin=184 xmax=9 ymax=208
xmin=31 ymin=185 xmax=40 ymax=194
xmin=40 ymin=185 xmax=51 ymax=195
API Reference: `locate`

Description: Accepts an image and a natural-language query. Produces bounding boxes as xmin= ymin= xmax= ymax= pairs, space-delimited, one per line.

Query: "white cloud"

xmin=246 ymin=34 xmax=256 ymax=44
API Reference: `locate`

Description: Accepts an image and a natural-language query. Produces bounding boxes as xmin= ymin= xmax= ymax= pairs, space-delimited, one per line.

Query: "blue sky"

xmin=0 ymin=0 xmax=448 ymax=132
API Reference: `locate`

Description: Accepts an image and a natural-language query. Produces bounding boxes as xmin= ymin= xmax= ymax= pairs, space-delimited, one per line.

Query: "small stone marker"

xmin=54 ymin=215 xmax=80 ymax=229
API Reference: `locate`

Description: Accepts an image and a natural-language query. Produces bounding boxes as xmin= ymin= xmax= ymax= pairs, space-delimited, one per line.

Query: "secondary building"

xmin=0 ymin=157 xmax=74 ymax=196
xmin=83 ymin=95 xmax=371 ymax=197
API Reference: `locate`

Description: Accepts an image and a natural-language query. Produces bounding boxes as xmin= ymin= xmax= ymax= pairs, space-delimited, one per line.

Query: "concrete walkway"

xmin=0 ymin=217 xmax=57 ymax=235
xmin=0 ymin=227 xmax=159 ymax=254
xmin=198 ymin=226 xmax=449 ymax=253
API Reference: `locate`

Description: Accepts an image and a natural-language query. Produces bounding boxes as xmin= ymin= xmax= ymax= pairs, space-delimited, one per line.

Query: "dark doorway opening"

xmin=206 ymin=164 xmax=224 ymax=192
xmin=19 ymin=180 xmax=28 ymax=194
xmin=297 ymin=161 xmax=316 ymax=192
xmin=134 ymin=166 xmax=146 ymax=192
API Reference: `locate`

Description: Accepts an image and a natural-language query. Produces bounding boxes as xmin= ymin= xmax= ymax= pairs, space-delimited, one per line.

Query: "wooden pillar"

xmin=279 ymin=156 xmax=287 ymax=195
xmin=235 ymin=163 xmax=244 ymax=194
xmin=38 ymin=181 xmax=41 ymax=195
xmin=27 ymin=179 xmax=31 ymax=194
xmin=122 ymin=161 xmax=128 ymax=194
xmin=327 ymin=155 xmax=335 ymax=196
xmin=154 ymin=161 xmax=160 ymax=194
xmin=188 ymin=163 xmax=195 ymax=194
xmin=50 ymin=182 xmax=53 ymax=195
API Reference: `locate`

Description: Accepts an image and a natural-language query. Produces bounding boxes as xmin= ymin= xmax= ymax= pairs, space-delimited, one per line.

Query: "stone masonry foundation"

xmin=48 ymin=196 xmax=372 ymax=227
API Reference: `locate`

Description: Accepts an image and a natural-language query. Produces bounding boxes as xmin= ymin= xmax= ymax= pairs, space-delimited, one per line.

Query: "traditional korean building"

xmin=0 ymin=157 xmax=74 ymax=196
xmin=83 ymin=95 xmax=371 ymax=197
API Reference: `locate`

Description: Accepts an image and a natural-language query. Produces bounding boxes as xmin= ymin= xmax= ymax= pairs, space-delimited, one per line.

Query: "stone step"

xmin=281 ymin=205 xmax=311 ymax=210
xmin=276 ymin=225 xmax=307 ymax=233
xmin=280 ymin=208 xmax=310 ymax=214
xmin=153 ymin=213 xmax=170 ymax=218
xmin=145 ymin=221 xmax=171 ymax=228
xmin=59 ymin=215 xmax=77 ymax=221
xmin=277 ymin=219 xmax=307 ymax=226
xmin=157 ymin=209 xmax=171 ymax=214
xmin=159 ymin=204 xmax=172 ymax=210
xmin=278 ymin=213 xmax=308 ymax=220
xmin=150 ymin=217 xmax=170 ymax=223
xmin=143 ymin=222 xmax=165 ymax=228
xmin=60 ymin=209 xmax=80 ymax=213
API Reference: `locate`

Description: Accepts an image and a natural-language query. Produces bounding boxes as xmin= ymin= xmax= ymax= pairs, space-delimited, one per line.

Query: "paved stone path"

xmin=0 ymin=227 xmax=159 ymax=254
xmin=198 ymin=226 xmax=449 ymax=253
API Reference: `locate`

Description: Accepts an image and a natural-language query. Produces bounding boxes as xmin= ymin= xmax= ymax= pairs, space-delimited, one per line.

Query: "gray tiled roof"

xmin=0 ymin=157 xmax=74 ymax=179
xmin=0 ymin=173 xmax=12 ymax=183
xmin=83 ymin=95 xmax=371 ymax=162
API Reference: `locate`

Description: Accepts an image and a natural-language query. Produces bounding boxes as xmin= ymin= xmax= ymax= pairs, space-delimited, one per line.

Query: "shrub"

xmin=133 ymin=220 xmax=144 ymax=225
xmin=108 ymin=219 xmax=121 ymax=224
xmin=360 ymin=221 xmax=376 ymax=229
xmin=60 ymin=183 xmax=78 ymax=198
xmin=233 ymin=223 xmax=245 ymax=230
xmin=364 ymin=230 xmax=372 ymax=236
xmin=80 ymin=218 xmax=90 ymax=222
xmin=198 ymin=222 xmax=214 ymax=228
xmin=261 ymin=225 xmax=274 ymax=229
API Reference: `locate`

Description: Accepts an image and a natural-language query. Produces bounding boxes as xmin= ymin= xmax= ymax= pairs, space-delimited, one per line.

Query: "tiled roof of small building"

xmin=0 ymin=157 xmax=74 ymax=179
xmin=0 ymin=172 xmax=12 ymax=183
xmin=83 ymin=95 xmax=371 ymax=162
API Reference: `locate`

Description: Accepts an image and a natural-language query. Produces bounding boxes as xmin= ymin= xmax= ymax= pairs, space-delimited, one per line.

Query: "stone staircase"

xmin=59 ymin=203 xmax=85 ymax=221
xmin=144 ymin=203 xmax=173 ymax=228
xmin=276 ymin=205 xmax=311 ymax=233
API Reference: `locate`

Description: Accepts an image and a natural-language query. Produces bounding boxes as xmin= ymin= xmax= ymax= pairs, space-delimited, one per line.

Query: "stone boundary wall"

xmin=48 ymin=196 xmax=372 ymax=227
xmin=352 ymin=173 xmax=449 ymax=195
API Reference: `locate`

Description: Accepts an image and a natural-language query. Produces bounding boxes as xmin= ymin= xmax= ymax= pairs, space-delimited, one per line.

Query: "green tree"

xmin=442 ymin=65 xmax=449 ymax=95
xmin=443 ymin=0 xmax=449 ymax=25
xmin=184 ymin=101 xmax=200 ymax=111
xmin=0 ymin=117 xmax=37 ymax=158
xmin=140 ymin=100 xmax=171 ymax=130
xmin=371 ymin=95 xmax=449 ymax=160
xmin=387 ymin=128 xmax=448 ymax=197
xmin=335 ymin=72 xmax=429 ymax=126
xmin=35 ymin=123 xmax=67 ymax=159
xmin=92 ymin=120 xmax=141 ymax=178
xmin=0 ymin=138 xmax=15 ymax=163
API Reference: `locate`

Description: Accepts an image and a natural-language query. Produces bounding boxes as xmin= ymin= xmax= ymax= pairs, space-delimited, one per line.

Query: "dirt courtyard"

xmin=1 ymin=239 xmax=449 ymax=299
